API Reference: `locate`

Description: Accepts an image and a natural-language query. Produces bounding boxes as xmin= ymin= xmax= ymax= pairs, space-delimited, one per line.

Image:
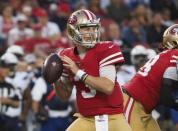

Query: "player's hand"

xmin=61 ymin=55 xmax=79 ymax=75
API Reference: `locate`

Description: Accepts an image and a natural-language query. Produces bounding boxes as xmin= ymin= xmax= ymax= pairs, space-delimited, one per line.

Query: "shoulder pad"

xmin=95 ymin=41 xmax=120 ymax=53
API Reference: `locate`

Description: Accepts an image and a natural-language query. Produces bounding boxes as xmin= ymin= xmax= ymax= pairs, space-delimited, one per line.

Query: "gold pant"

xmin=67 ymin=113 xmax=132 ymax=131
xmin=123 ymin=93 xmax=161 ymax=131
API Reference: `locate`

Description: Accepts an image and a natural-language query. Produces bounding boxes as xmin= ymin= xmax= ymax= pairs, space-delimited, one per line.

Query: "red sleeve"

xmin=170 ymin=50 xmax=178 ymax=67
xmin=96 ymin=41 xmax=125 ymax=67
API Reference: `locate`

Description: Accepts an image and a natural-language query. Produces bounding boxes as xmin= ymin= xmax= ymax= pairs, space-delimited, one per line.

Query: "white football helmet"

xmin=67 ymin=9 xmax=100 ymax=48
xmin=131 ymin=45 xmax=148 ymax=64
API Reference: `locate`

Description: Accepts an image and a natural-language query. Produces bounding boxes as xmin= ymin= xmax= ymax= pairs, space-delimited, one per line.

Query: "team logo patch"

xmin=52 ymin=62 xmax=57 ymax=66
xmin=68 ymin=15 xmax=77 ymax=25
xmin=170 ymin=26 xmax=178 ymax=35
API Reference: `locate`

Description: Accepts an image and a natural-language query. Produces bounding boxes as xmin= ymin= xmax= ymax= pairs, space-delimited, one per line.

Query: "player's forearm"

xmin=32 ymin=100 xmax=40 ymax=114
xmin=20 ymin=88 xmax=32 ymax=121
xmin=53 ymin=80 xmax=73 ymax=101
xmin=84 ymin=75 xmax=114 ymax=95
xmin=8 ymin=99 xmax=20 ymax=107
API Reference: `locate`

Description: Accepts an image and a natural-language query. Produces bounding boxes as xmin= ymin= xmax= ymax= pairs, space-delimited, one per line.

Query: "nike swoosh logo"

xmin=109 ymin=45 xmax=114 ymax=48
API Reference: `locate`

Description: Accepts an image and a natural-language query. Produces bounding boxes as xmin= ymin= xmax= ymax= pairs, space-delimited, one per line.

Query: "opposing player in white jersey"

xmin=117 ymin=45 xmax=149 ymax=85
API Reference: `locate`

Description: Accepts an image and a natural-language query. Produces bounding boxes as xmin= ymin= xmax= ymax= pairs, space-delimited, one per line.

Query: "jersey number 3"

xmin=138 ymin=55 xmax=160 ymax=77
xmin=81 ymin=84 xmax=96 ymax=98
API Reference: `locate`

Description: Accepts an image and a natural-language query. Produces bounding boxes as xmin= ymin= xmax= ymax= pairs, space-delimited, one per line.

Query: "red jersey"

xmin=124 ymin=49 xmax=178 ymax=113
xmin=15 ymin=38 xmax=52 ymax=53
xmin=59 ymin=41 xmax=125 ymax=116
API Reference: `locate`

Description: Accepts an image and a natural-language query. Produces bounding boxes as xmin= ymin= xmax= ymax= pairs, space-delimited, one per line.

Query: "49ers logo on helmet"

xmin=170 ymin=26 xmax=178 ymax=35
xmin=68 ymin=15 xmax=77 ymax=25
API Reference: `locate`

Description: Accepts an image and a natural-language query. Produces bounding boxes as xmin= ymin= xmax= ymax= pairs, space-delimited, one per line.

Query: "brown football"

xmin=42 ymin=53 xmax=63 ymax=84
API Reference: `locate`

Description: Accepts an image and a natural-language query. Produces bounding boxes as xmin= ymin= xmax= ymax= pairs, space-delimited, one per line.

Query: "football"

xmin=42 ymin=53 xmax=63 ymax=84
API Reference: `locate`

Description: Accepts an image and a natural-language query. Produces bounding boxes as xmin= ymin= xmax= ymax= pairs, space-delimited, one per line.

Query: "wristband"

xmin=75 ymin=70 xmax=86 ymax=80
xmin=82 ymin=74 xmax=88 ymax=82
xmin=81 ymin=73 xmax=87 ymax=81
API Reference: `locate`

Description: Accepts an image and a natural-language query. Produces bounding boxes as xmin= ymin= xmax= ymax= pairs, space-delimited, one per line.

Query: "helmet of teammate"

xmin=67 ymin=9 xmax=100 ymax=48
xmin=163 ymin=24 xmax=178 ymax=49
xmin=131 ymin=45 xmax=148 ymax=65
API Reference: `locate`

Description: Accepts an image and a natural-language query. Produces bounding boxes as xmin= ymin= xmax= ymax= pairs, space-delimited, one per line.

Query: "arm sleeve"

xmin=163 ymin=66 xmax=178 ymax=81
xmin=99 ymin=65 xmax=116 ymax=83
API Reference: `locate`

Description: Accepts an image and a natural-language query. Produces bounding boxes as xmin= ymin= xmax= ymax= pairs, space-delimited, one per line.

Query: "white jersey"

xmin=117 ymin=65 xmax=136 ymax=86
xmin=5 ymin=71 xmax=31 ymax=117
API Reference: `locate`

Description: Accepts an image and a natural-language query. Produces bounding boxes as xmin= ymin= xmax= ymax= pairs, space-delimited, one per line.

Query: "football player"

xmin=117 ymin=45 xmax=148 ymax=86
xmin=123 ymin=24 xmax=178 ymax=131
xmin=53 ymin=9 xmax=132 ymax=131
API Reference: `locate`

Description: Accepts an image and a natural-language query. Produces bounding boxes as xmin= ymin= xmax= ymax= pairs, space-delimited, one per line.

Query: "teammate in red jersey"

xmin=53 ymin=9 xmax=132 ymax=131
xmin=123 ymin=24 xmax=178 ymax=131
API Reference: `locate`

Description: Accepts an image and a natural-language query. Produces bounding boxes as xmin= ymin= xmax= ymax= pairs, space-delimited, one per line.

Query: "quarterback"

xmin=53 ymin=9 xmax=131 ymax=131
xmin=123 ymin=24 xmax=178 ymax=131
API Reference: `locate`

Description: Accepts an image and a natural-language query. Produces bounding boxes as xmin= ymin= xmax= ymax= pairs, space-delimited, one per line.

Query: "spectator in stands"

xmin=161 ymin=8 xmax=174 ymax=27
xmin=127 ymin=1 xmax=150 ymax=10
xmin=56 ymin=1 xmax=72 ymax=31
xmin=15 ymin=23 xmax=52 ymax=55
xmin=146 ymin=12 xmax=167 ymax=48
xmin=106 ymin=0 xmax=130 ymax=25
xmin=73 ymin=0 xmax=87 ymax=10
xmin=8 ymin=13 xmax=34 ymax=46
xmin=54 ymin=28 xmax=73 ymax=52
xmin=22 ymin=4 xmax=37 ymax=27
xmin=100 ymin=0 xmax=110 ymax=10
xmin=9 ymin=0 xmax=23 ymax=14
xmin=108 ymin=21 xmax=130 ymax=48
xmin=122 ymin=16 xmax=147 ymax=46
xmin=0 ymin=4 xmax=16 ymax=41
xmin=49 ymin=2 xmax=72 ymax=32
xmin=35 ymin=8 xmax=61 ymax=43
xmin=133 ymin=4 xmax=152 ymax=28
xmin=150 ymin=0 xmax=178 ymax=20
xmin=88 ymin=0 xmax=106 ymax=18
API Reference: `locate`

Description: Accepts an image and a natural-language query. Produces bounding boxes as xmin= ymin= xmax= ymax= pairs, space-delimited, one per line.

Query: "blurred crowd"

xmin=0 ymin=0 xmax=178 ymax=131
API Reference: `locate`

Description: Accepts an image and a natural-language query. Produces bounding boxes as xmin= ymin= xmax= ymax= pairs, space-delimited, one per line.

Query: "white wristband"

xmin=75 ymin=70 xmax=86 ymax=80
